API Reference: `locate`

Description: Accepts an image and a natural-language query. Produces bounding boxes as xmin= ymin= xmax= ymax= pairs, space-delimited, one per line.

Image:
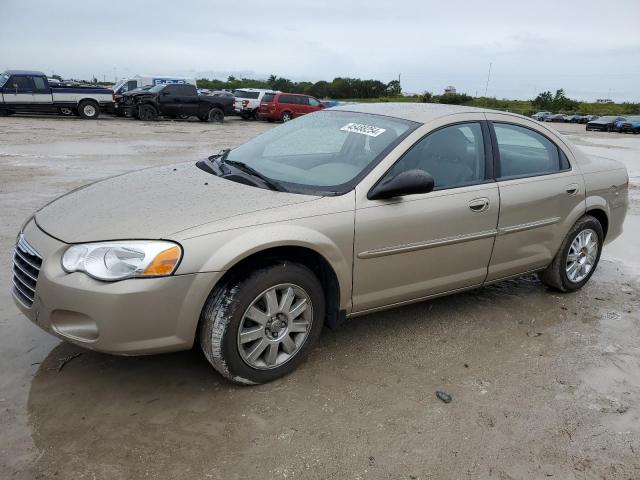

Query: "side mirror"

xmin=368 ymin=169 xmax=435 ymax=200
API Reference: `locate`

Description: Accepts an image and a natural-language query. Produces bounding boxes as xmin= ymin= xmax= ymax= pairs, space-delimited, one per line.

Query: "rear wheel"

xmin=281 ymin=111 xmax=292 ymax=122
xmin=199 ymin=262 xmax=325 ymax=384
xmin=0 ymin=109 xmax=13 ymax=117
xmin=77 ymin=100 xmax=99 ymax=119
xmin=538 ymin=215 xmax=603 ymax=292
xmin=208 ymin=107 xmax=224 ymax=123
xmin=138 ymin=104 xmax=158 ymax=121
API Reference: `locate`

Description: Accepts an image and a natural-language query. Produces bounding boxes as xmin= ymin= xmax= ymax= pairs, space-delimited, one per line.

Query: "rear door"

xmin=177 ymin=84 xmax=199 ymax=117
xmin=485 ymin=114 xmax=585 ymax=281
xmin=158 ymin=85 xmax=180 ymax=116
xmin=31 ymin=76 xmax=52 ymax=104
xmin=3 ymin=75 xmax=34 ymax=104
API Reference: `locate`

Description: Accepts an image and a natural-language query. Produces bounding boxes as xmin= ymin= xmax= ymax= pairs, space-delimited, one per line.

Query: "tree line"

xmin=196 ymin=75 xmax=401 ymax=99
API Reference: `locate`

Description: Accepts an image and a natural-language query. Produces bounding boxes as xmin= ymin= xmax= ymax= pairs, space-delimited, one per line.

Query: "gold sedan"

xmin=12 ymin=104 xmax=628 ymax=384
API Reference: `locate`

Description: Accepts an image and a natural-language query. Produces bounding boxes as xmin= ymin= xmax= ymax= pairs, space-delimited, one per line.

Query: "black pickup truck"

xmin=123 ymin=84 xmax=234 ymax=122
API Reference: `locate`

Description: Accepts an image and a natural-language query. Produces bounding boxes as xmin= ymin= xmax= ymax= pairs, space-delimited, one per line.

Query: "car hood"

xmin=35 ymin=162 xmax=319 ymax=243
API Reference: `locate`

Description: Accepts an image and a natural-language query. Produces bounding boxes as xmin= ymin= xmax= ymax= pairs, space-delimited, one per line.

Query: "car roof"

xmin=2 ymin=70 xmax=46 ymax=76
xmin=329 ymin=102 xmax=508 ymax=124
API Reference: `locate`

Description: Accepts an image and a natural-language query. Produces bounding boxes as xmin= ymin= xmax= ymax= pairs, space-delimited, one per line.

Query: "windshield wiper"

xmin=225 ymin=160 xmax=287 ymax=192
xmin=201 ymin=148 xmax=231 ymax=175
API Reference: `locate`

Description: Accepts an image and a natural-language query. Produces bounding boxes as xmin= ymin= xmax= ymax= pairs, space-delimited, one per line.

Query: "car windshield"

xmin=598 ymin=116 xmax=616 ymax=121
xmin=149 ymin=84 xmax=166 ymax=93
xmin=0 ymin=73 xmax=10 ymax=88
xmin=223 ymin=110 xmax=418 ymax=195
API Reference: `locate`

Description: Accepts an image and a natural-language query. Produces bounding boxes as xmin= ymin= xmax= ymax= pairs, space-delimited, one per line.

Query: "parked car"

xmin=257 ymin=93 xmax=325 ymax=122
xmin=113 ymin=75 xmax=197 ymax=117
xmin=564 ymin=114 xmax=581 ymax=123
xmin=12 ymin=104 xmax=629 ymax=384
xmin=123 ymin=83 xmax=234 ymax=122
xmin=616 ymin=116 xmax=640 ymax=134
xmin=0 ymin=70 xmax=113 ymax=119
xmin=531 ymin=111 xmax=552 ymax=121
xmin=234 ymin=88 xmax=278 ymax=119
xmin=546 ymin=114 xmax=566 ymax=122
xmin=586 ymin=115 xmax=626 ymax=132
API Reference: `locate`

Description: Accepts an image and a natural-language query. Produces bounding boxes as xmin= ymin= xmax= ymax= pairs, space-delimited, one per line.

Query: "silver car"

xmin=12 ymin=104 xmax=628 ymax=384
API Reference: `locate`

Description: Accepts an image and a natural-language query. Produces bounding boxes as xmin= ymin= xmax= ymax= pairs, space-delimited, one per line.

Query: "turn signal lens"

xmin=143 ymin=246 xmax=181 ymax=276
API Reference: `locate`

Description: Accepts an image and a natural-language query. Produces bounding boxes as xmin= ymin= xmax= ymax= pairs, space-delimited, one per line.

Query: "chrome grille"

xmin=12 ymin=234 xmax=42 ymax=308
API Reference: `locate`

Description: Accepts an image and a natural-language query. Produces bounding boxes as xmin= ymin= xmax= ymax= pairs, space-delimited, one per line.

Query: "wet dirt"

xmin=1 ymin=117 xmax=639 ymax=479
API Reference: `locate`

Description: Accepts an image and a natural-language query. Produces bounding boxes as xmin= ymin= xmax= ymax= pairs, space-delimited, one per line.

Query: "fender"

xmin=177 ymin=220 xmax=354 ymax=312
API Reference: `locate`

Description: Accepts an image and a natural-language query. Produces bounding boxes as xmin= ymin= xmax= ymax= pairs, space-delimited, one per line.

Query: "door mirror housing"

xmin=368 ymin=169 xmax=435 ymax=200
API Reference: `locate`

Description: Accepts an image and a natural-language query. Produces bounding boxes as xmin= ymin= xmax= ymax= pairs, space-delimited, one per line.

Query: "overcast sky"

xmin=2 ymin=0 xmax=639 ymax=101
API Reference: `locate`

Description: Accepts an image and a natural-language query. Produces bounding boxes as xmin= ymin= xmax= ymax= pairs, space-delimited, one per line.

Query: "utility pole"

xmin=484 ymin=62 xmax=492 ymax=97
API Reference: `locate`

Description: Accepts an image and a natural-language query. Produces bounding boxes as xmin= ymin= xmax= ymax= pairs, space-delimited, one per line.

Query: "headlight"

xmin=62 ymin=241 xmax=182 ymax=281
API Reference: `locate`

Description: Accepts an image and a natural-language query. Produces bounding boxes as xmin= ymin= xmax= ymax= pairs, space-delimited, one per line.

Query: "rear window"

xmin=262 ymin=93 xmax=275 ymax=103
xmin=235 ymin=90 xmax=260 ymax=99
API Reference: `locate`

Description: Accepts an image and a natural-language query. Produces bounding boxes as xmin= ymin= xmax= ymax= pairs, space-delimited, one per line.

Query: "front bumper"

xmin=12 ymin=220 xmax=221 ymax=355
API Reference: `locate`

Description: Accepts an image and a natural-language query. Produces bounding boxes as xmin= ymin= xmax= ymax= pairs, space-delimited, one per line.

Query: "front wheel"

xmin=77 ymin=100 xmax=100 ymax=119
xmin=538 ymin=215 xmax=603 ymax=292
xmin=199 ymin=263 xmax=325 ymax=384
xmin=137 ymin=104 xmax=158 ymax=121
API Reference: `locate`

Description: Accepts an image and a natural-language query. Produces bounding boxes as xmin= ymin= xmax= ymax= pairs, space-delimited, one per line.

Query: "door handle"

xmin=468 ymin=197 xmax=490 ymax=212
xmin=565 ymin=184 xmax=579 ymax=195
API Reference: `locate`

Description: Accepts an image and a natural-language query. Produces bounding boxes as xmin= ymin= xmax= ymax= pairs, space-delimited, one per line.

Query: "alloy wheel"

xmin=237 ymin=283 xmax=313 ymax=370
xmin=566 ymin=228 xmax=598 ymax=283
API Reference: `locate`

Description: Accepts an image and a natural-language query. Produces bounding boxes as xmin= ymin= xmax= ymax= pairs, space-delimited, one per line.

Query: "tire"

xmin=77 ymin=100 xmax=100 ymax=119
xmin=281 ymin=111 xmax=292 ymax=122
xmin=207 ymin=107 xmax=224 ymax=123
xmin=267 ymin=118 xmax=275 ymax=123
xmin=0 ymin=109 xmax=13 ymax=117
xmin=137 ymin=104 xmax=158 ymax=121
xmin=199 ymin=262 xmax=325 ymax=384
xmin=57 ymin=107 xmax=75 ymax=116
xmin=538 ymin=215 xmax=604 ymax=292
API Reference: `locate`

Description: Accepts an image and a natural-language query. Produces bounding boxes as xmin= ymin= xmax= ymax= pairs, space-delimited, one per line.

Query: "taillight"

xmin=112 ymin=93 xmax=116 ymax=102
xmin=242 ymin=99 xmax=249 ymax=108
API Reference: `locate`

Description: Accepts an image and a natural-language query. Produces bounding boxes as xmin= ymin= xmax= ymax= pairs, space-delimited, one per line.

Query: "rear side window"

xmin=279 ymin=95 xmax=298 ymax=104
xmin=493 ymin=123 xmax=568 ymax=178
xmin=262 ymin=93 xmax=275 ymax=103
xmin=32 ymin=76 xmax=47 ymax=90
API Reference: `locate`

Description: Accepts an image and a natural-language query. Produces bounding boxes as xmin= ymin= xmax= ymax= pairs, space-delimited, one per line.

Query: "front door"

xmin=2 ymin=75 xmax=34 ymax=104
xmin=485 ymin=115 xmax=586 ymax=281
xmin=352 ymin=121 xmax=499 ymax=312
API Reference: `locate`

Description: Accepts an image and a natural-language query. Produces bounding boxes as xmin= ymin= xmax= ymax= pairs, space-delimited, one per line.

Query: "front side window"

xmin=9 ymin=76 xmax=34 ymax=91
xmin=494 ymin=123 xmax=564 ymax=178
xmin=385 ymin=122 xmax=486 ymax=189
xmin=224 ymin=110 xmax=417 ymax=194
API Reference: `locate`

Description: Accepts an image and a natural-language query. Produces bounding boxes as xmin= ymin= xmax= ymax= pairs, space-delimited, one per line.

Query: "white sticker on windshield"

xmin=340 ymin=123 xmax=387 ymax=137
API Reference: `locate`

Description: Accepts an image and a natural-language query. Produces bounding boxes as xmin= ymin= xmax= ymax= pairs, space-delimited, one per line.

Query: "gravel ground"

xmin=0 ymin=115 xmax=639 ymax=479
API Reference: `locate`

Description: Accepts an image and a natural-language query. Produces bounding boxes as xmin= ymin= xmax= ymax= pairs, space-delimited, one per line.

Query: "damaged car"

xmin=13 ymin=104 xmax=628 ymax=384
